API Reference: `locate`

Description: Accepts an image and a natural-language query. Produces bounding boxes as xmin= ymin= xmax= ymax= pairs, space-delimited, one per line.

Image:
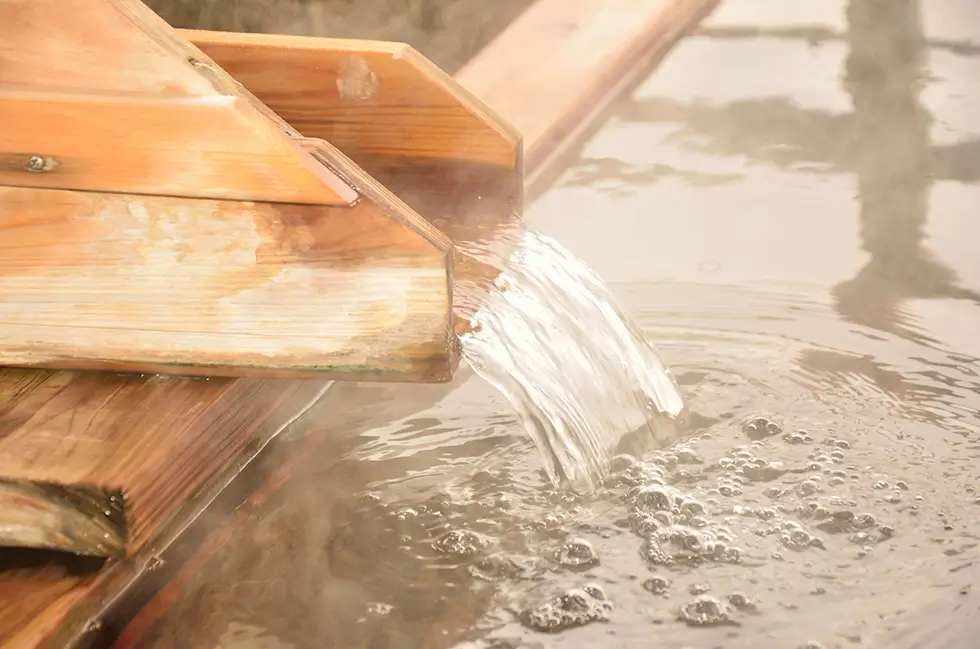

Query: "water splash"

xmin=454 ymin=225 xmax=684 ymax=489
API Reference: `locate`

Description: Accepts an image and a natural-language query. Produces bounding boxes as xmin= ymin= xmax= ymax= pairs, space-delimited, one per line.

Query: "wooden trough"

xmin=0 ymin=0 xmax=718 ymax=646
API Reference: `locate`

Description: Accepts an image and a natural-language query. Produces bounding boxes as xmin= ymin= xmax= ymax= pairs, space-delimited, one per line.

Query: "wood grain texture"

xmin=0 ymin=179 xmax=456 ymax=381
xmin=457 ymin=0 xmax=719 ymax=181
xmin=183 ymin=30 xmax=525 ymax=301
xmin=0 ymin=0 xmax=718 ymax=645
xmin=0 ymin=370 xmax=331 ymax=649
xmin=0 ymin=479 xmax=126 ymax=558
xmin=0 ymin=92 xmax=357 ymax=206
xmin=179 ymin=30 xmax=519 ymax=167
xmin=0 ymin=0 xmax=357 ymax=206
xmin=1 ymin=0 xmax=477 ymax=380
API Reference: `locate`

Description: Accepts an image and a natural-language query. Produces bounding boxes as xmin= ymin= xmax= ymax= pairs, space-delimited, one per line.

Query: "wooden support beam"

xmin=0 ymin=178 xmax=455 ymax=383
xmin=0 ymin=0 xmax=718 ymax=646
xmin=458 ymin=0 xmax=720 ymax=196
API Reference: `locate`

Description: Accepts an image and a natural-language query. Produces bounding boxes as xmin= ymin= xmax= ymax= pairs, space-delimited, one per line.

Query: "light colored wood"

xmin=0 ymin=0 xmax=719 ymax=644
xmin=1 ymin=0 xmax=217 ymax=97
xmin=183 ymin=29 xmax=524 ymax=292
xmin=0 ymin=92 xmax=357 ymax=205
xmin=457 ymin=0 xmax=718 ymax=175
xmin=0 ymin=0 xmax=359 ymax=206
xmin=0 ymin=177 xmax=455 ymax=381
xmin=181 ymin=30 xmax=520 ymax=167
xmin=0 ymin=0 xmax=474 ymax=380
xmin=1 ymin=0 xmax=304 ymax=133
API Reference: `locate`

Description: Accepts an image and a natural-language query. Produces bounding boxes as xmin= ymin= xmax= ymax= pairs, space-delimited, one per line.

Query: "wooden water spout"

xmin=0 ymin=0 xmax=522 ymax=383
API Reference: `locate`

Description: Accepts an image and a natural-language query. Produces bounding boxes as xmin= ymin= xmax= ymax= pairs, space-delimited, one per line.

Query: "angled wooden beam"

xmin=179 ymin=30 xmax=519 ymax=167
xmin=0 ymin=92 xmax=356 ymax=205
xmin=1 ymin=0 xmax=356 ymax=205
xmin=458 ymin=0 xmax=720 ymax=196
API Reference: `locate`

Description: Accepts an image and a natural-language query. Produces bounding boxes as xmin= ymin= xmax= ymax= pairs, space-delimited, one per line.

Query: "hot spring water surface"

xmin=129 ymin=1 xmax=980 ymax=648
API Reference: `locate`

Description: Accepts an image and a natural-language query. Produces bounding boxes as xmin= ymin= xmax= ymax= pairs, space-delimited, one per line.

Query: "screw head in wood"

xmin=26 ymin=155 xmax=46 ymax=171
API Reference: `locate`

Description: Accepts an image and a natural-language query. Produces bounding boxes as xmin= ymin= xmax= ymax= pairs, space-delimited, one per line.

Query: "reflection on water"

xmin=120 ymin=0 xmax=980 ymax=648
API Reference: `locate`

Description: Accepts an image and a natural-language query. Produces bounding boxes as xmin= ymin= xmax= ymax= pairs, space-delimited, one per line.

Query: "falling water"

xmin=453 ymin=223 xmax=685 ymax=489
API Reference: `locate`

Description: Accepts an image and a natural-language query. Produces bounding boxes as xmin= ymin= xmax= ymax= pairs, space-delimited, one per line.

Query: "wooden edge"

xmin=0 ymin=177 xmax=457 ymax=382
xmin=0 ymin=0 xmax=364 ymax=206
xmin=0 ymin=480 xmax=126 ymax=559
xmin=456 ymin=0 xmax=721 ymax=197
xmin=0 ymin=377 xmax=334 ymax=649
xmin=179 ymin=30 xmax=521 ymax=166
xmin=0 ymin=91 xmax=357 ymax=206
xmin=0 ymin=0 xmax=719 ymax=645
xmin=182 ymin=30 xmax=525 ymax=272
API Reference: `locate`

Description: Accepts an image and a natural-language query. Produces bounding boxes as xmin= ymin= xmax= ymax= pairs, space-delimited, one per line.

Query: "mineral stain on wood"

xmin=336 ymin=56 xmax=379 ymax=100
xmin=0 ymin=480 xmax=126 ymax=558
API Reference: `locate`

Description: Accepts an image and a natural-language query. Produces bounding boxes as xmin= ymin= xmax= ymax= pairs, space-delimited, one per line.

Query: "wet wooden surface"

xmin=0 ymin=184 xmax=455 ymax=381
xmin=0 ymin=373 xmax=330 ymax=648
xmin=0 ymin=0 xmax=717 ymax=645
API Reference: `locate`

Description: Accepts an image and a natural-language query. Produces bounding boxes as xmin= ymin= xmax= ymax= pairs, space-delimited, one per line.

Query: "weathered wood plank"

xmin=458 ymin=0 xmax=720 ymax=192
xmin=0 ymin=182 xmax=455 ymax=382
xmin=0 ymin=371 xmax=331 ymax=648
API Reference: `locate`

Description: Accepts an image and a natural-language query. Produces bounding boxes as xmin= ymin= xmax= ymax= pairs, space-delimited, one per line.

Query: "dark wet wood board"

xmin=0 ymin=0 xmax=718 ymax=647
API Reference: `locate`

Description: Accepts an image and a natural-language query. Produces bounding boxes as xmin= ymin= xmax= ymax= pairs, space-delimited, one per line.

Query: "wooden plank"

xmin=0 ymin=0 xmax=718 ymax=646
xmin=0 ymin=93 xmax=357 ymax=206
xmin=179 ymin=31 xmax=519 ymax=167
xmin=0 ymin=179 xmax=455 ymax=382
xmin=0 ymin=0 xmax=357 ymax=206
xmin=457 ymin=0 xmax=720 ymax=193
xmin=0 ymin=0 xmax=218 ymax=97
xmin=0 ymin=372 xmax=331 ymax=649
xmin=182 ymin=30 xmax=525 ymax=306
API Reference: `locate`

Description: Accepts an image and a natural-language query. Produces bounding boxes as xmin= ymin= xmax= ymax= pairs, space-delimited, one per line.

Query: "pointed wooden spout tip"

xmin=0 ymin=479 xmax=127 ymax=559
xmin=185 ymin=29 xmax=527 ymax=300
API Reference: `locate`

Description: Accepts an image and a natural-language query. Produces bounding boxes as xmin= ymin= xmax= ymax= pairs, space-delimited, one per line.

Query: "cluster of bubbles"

xmin=306 ymin=414 xmax=917 ymax=648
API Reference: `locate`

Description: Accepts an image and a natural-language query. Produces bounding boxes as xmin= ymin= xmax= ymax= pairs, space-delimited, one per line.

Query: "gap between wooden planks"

xmin=0 ymin=0 xmax=718 ymax=647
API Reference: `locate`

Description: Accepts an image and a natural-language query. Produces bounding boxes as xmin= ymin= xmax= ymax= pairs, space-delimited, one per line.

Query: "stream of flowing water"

xmin=453 ymin=227 xmax=685 ymax=489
